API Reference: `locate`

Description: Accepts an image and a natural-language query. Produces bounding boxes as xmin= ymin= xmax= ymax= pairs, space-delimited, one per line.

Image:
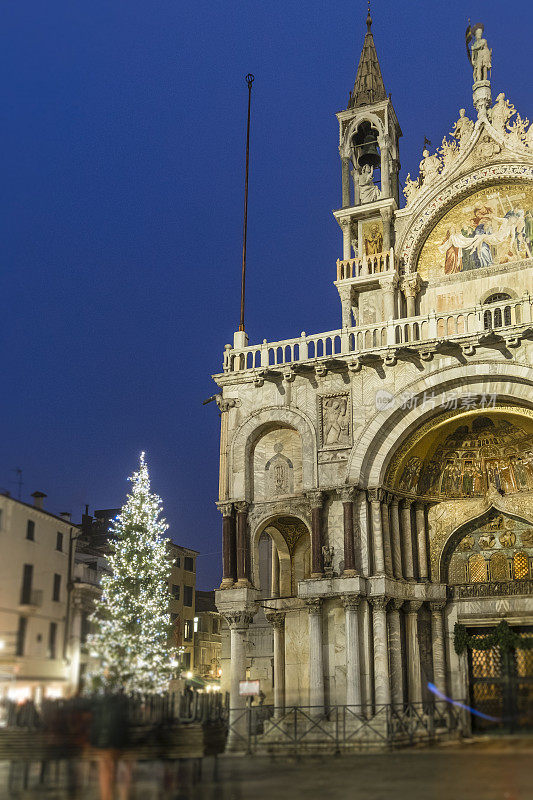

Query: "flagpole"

xmin=239 ymin=73 xmax=254 ymax=333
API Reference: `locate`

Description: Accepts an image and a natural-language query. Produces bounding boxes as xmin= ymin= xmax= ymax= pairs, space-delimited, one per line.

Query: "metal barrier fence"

xmin=223 ymin=701 xmax=468 ymax=754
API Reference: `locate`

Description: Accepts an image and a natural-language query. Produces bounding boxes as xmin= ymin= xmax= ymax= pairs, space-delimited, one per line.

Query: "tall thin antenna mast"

xmin=239 ymin=73 xmax=254 ymax=333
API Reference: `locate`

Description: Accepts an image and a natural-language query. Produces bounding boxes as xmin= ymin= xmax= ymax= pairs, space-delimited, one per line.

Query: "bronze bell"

xmin=357 ymin=133 xmax=381 ymax=169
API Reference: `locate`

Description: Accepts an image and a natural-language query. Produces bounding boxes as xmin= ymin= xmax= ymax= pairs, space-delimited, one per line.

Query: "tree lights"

xmin=87 ymin=453 xmax=178 ymax=694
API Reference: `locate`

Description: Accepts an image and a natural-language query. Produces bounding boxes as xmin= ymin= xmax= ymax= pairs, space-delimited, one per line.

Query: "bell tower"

xmin=334 ymin=8 xmax=402 ymax=330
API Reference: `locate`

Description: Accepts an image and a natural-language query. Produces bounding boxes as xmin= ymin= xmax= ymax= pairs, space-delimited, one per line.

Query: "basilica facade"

xmin=214 ymin=16 xmax=533 ymax=743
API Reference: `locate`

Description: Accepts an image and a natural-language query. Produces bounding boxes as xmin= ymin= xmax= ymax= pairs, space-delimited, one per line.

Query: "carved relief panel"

xmin=318 ymin=392 xmax=352 ymax=450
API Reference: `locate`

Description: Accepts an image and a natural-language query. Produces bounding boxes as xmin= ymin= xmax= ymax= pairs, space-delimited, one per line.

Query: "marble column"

xmin=342 ymin=595 xmax=362 ymax=708
xmin=400 ymin=274 xmax=421 ymax=319
xmin=226 ymin=611 xmax=254 ymax=747
xmin=235 ymin=502 xmax=250 ymax=586
xmin=306 ymin=599 xmax=325 ymax=714
xmin=389 ymin=497 xmax=403 ymax=579
xmin=271 ymin=539 xmax=280 ymax=597
xmin=388 ymin=600 xmax=404 ymax=709
xmin=369 ymin=490 xmax=385 ymax=576
xmin=380 ymin=206 xmax=392 ymax=251
xmin=382 ymin=276 xmax=397 ymax=321
xmin=219 ymin=503 xmax=236 ymax=588
xmin=266 ymin=612 xmax=286 ymax=718
xmin=369 ymin=596 xmax=390 ymax=707
xmin=379 ymin=139 xmax=391 ymax=198
xmin=405 ymin=601 xmax=423 ymax=706
xmin=400 ymin=499 xmax=415 ymax=581
xmin=415 ymin=502 xmax=429 ymax=581
xmin=430 ymin=602 xmax=447 ymax=700
xmin=338 ymin=284 xmax=352 ymax=329
xmin=341 ymin=218 xmax=351 ymax=261
xmin=307 ymin=492 xmax=325 ymax=578
xmin=341 ymin=157 xmax=351 ymax=208
xmin=339 ymin=487 xmax=357 ymax=575
xmin=381 ymin=495 xmax=393 ymax=577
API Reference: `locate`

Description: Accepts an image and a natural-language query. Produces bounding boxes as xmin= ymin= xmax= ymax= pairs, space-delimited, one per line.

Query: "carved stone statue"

xmin=357 ymin=164 xmax=381 ymax=204
xmin=403 ymin=173 xmax=420 ymax=206
xmin=419 ymin=148 xmax=442 ymax=186
xmin=322 ymin=395 xmax=350 ymax=446
xmin=471 ymin=24 xmax=492 ymax=83
xmin=439 ymin=136 xmax=459 ymax=172
xmin=451 ymin=109 xmax=474 ymax=147
xmin=490 ymin=92 xmax=516 ymax=134
xmin=322 ymin=545 xmax=334 ymax=577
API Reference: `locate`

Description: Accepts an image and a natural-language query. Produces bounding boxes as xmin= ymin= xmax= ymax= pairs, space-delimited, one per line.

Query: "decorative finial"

xmin=366 ymin=1 xmax=372 ymax=32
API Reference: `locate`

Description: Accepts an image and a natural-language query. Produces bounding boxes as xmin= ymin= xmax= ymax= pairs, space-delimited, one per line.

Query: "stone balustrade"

xmin=336 ymin=248 xmax=395 ymax=280
xmin=222 ymin=295 xmax=533 ymax=374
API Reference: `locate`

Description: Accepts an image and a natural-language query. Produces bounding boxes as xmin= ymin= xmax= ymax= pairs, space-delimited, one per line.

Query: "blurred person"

xmin=90 ymin=693 xmax=133 ymax=800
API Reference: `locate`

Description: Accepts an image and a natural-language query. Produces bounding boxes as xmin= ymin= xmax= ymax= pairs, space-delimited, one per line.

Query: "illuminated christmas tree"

xmin=87 ymin=453 xmax=177 ymax=694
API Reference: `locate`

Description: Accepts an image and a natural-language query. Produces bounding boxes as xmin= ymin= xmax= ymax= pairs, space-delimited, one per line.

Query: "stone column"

xmin=388 ymin=600 xmax=404 ymax=709
xmin=342 ymin=595 xmax=362 ymax=708
xmin=218 ymin=503 xmax=236 ymax=588
xmin=339 ymin=487 xmax=357 ymax=575
xmin=226 ymin=611 xmax=254 ymax=747
xmin=400 ymin=274 xmax=421 ymax=319
xmin=430 ymin=602 xmax=447 ymax=699
xmin=389 ymin=497 xmax=403 ymax=579
xmin=340 ymin=218 xmax=352 ymax=261
xmin=266 ymin=612 xmax=286 ymax=718
xmin=400 ymin=500 xmax=415 ymax=581
xmin=306 ymin=599 xmax=325 ymax=714
xmin=415 ymin=502 xmax=428 ymax=581
xmin=380 ymin=206 xmax=392 ymax=252
xmin=341 ymin=157 xmax=351 ymax=208
xmin=338 ymin=284 xmax=352 ymax=329
xmin=271 ymin=539 xmax=280 ymax=597
xmin=379 ymin=137 xmax=391 ymax=198
xmin=368 ymin=489 xmax=385 ymax=576
xmin=405 ymin=601 xmax=423 ymax=706
xmin=369 ymin=596 xmax=390 ymax=706
xmin=235 ymin=502 xmax=250 ymax=587
xmin=382 ymin=276 xmax=397 ymax=321
xmin=381 ymin=495 xmax=393 ymax=577
xmin=307 ymin=491 xmax=325 ymax=578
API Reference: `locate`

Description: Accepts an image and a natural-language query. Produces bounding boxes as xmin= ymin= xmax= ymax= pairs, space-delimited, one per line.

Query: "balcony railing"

xmin=336 ymin=248 xmax=396 ymax=281
xmin=19 ymin=590 xmax=43 ymax=609
xmin=222 ymin=295 xmax=533 ymax=374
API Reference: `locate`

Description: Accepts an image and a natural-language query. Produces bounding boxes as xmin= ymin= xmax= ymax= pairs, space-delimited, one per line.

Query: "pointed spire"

xmin=348 ymin=2 xmax=387 ymax=109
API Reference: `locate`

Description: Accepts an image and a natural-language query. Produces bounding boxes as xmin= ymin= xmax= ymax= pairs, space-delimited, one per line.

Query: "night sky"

xmin=2 ymin=2 xmax=531 ymax=589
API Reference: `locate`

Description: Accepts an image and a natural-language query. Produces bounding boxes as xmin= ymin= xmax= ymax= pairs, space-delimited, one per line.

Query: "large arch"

xmin=229 ymin=406 xmax=318 ymax=501
xmin=346 ymin=361 xmax=533 ymax=488
xmin=251 ymin=512 xmax=311 ymax=596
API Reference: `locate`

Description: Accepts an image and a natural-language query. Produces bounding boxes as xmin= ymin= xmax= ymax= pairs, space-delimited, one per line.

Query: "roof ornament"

xmin=366 ymin=1 xmax=372 ymax=32
xmin=466 ymin=22 xmax=492 ymax=118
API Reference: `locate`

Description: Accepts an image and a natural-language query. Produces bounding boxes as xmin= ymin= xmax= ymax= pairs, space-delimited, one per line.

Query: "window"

xmin=175 ymin=556 xmax=181 ymax=568
xmin=212 ymin=618 xmax=220 ymax=634
xmin=193 ymin=616 xmax=199 ymax=633
xmin=20 ymin=564 xmax=33 ymax=604
xmin=52 ymin=574 xmax=61 ymax=602
xmin=183 ymin=585 xmax=193 ymax=607
xmin=48 ymin=622 xmax=57 ymax=659
xmin=170 ymin=612 xmax=179 ymax=623
xmin=56 ymin=532 xmax=63 ymax=552
xmin=184 ymin=556 xmax=194 ymax=572
xmin=184 ymin=620 xmax=193 ymax=641
xmin=16 ymin=617 xmax=27 ymax=657
xmin=171 ymin=584 xmax=180 ymax=600
xmin=26 ymin=520 xmax=35 ymax=541
xmin=182 ymin=651 xmax=191 ymax=669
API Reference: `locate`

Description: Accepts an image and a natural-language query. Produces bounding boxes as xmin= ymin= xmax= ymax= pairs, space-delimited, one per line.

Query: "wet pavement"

xmin=2 ymin=741 xmax=532 ymax=800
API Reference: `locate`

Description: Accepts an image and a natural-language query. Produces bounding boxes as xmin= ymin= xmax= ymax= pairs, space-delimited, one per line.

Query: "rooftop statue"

xmin=357 ymin=163 xmax=381 ymax=204
xmin=467 ymin=23 xmax=492 ymax=84
xmin=451 ymin=109 xmax=474 ymax=148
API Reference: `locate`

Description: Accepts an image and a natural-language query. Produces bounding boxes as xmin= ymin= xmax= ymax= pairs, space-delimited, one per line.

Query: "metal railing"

xmin=223 ymin=701 xmax=468 ymax=754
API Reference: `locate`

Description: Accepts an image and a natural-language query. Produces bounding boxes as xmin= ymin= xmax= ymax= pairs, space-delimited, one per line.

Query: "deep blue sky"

xmin=2 ymin=2 xmax=531 ymax=589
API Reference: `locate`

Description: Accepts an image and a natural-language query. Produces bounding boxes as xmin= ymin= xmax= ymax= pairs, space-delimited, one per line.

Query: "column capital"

xmin=216 ymin=501 xmax=234 ymax=517
xmin=390 ymin=495 xmax=400 ymax=507
xmin=367 ymin=487 xmax=384 ymax=503
xmin=368 ymin=595 xmax=388 ymax=611
xmin=404 ymin=600 xmax=423 ymax=614
xmin=414 ymin=500 xmax=426 ymax=511
xmin=339 ymin=216 xmax=352 ymax=232
xmin=224 ymin=610 xmax=255 ymax=629
xmin=265 ymin=611 xmax=286 ymax=628
xmin=305 ymin=598 xmax=323 ymax=615
xmin=338 ymin=486 xmax=357 ymax=503
xmin=380 ymin=274 xmax=398 ymax=291
xmin=234 ymin=501 xmax=249 ymax=514
xmin=429 ymin=601 xmax=447 ymax=613
xmin=401 ymin=497 xmax=414 ymax=509
xmin=389 ymin=598 xmax=404 ymax=611
xmin=306 ymin=490 xmax=325 ymax=509
xmin=400 ymin=273 xmax=421 ymax=299
xmin=341 ymin=594 xmax=361 ymax=611
xmin=380 ymin=206 xmax=393 ymax=223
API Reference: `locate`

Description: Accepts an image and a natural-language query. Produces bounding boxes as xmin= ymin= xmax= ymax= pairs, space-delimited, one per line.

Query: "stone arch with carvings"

xmin=251 ymin=513 xmax=311 ymax=596
xmin=229 ymin=406 xmax=317 ymax=502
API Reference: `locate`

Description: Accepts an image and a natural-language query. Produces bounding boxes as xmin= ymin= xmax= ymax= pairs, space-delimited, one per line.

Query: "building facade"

xmin=0 ymin=492 xmax=76 ymax=702
xmin=168 ymin=542 xmax=198 ymax=672
xmin=193 ymin=590 xmax=222 ymax=684
xmin=215 ymin=18 xmax=533 ymax=737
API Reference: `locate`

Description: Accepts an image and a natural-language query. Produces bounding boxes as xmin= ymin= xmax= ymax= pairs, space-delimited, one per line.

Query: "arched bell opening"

xmin=351 ymin=120 xmax=382 ymax=204
xmin=254 ymin=516 xmax=311 ymax=598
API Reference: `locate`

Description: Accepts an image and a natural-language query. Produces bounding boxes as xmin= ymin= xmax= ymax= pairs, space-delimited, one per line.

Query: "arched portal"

xmin=253 ymin=515 xmax=311 ymax=597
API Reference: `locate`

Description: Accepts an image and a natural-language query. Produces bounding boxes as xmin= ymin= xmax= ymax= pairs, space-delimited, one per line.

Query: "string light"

xmin=86 ymin=453 xmax=178 ymax=694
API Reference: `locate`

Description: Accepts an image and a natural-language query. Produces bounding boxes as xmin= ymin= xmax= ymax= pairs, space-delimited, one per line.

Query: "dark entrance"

xmin=468 ymin=626 xmax=533 ymax=732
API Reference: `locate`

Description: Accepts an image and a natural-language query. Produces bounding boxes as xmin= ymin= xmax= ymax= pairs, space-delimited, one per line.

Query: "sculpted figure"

xmin=490 ymin=92 xmax=516 ymax=133
xmin=357 ymin=164 xmax=381 ymax=204
xmin=419 ymin=147 xmax=442 ymax=186
xmin=322 ymin=396 xmax=350 ymax=445
xmin=403 ymin=173 xmax=419 ymax=205
xmin=451 ymin=109 xmax=474 ymax=147
xmin=471 ymin=24 xmax=492 ymax=83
